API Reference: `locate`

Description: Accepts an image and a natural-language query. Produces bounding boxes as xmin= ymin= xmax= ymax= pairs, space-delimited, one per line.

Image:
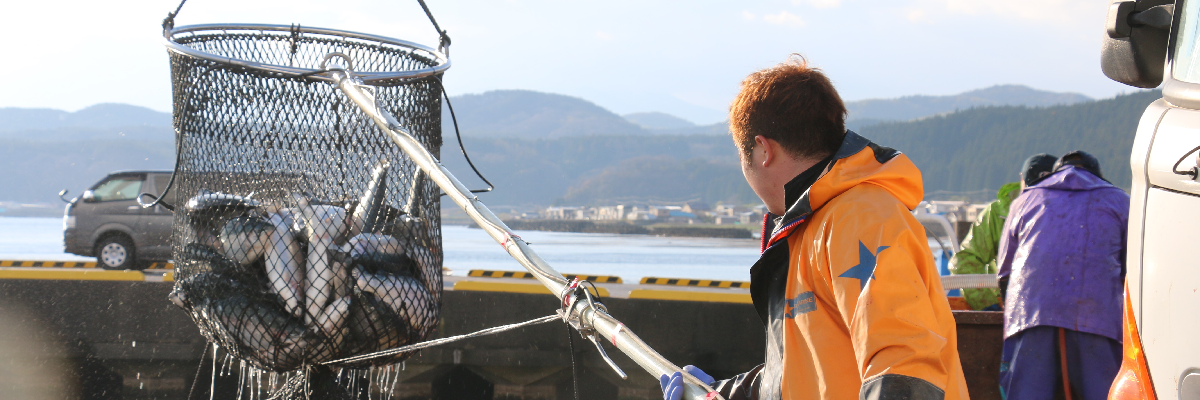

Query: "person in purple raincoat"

xmin=996 ymin=150 xmax=1129 ymax=400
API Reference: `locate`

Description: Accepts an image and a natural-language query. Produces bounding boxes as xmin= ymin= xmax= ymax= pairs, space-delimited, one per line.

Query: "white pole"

xmin=329 ymin=69 xmax=722 ymax=400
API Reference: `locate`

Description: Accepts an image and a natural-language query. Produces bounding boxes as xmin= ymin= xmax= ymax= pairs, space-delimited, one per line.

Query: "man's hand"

xmin=659 ymin=365 xmax=715 ymax=400
xmin=660 ymin=371 xmax=683 ymax=400
xmin=684 ymin=365 xmax=714 ymax=385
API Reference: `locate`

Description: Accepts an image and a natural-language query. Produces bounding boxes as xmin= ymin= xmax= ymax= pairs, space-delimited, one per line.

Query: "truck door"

xmin=1129 ymin=2 xmax=1200 ymax=397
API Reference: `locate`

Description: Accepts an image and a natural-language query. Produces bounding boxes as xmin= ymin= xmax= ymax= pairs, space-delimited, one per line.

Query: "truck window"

xmin=91 ymin=177 xmax=143 ymax=202
xmin=1175 ymin=0 xmax=1200 ymax=82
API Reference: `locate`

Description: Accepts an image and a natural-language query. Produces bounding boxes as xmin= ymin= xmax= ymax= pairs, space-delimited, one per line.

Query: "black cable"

xmin=433 ymin=76 xmax=494 ymax=193
xmin=1171 ymin=145 xmax=1200 ymax=179
xmin=136 ymin=132 xmax=182 ymax=212
xmin=566 ymin=325 xmax=581 ymax=400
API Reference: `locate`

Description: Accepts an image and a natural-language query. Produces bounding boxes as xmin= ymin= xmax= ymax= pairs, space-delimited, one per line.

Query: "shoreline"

xmin=468 ymin=219 xmax=757 ymax=239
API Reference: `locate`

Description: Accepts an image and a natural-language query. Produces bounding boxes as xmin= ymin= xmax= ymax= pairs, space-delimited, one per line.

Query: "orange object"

xmin=1108 ymin=282 xmax=1156 ymax=400
xmin=946 ymin=296 xmax=971 ymax=310
xmin=772 ymin=142 xmax=969 ymax=399
xmin=1060 ymin=327 xmax=1073 ymax=400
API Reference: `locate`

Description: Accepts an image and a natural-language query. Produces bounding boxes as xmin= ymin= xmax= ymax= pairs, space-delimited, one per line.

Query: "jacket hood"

xmin=776 ymin=131 xmax=924 ymax=227
xmin=997 ymin=182 xmax=1021 ymax=205
xmin=1030 ymin=165 xmax=1115 ymax=192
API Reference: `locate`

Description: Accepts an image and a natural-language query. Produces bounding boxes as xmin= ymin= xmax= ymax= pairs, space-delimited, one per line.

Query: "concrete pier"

xmin=0 ymin=270 xmax=1002 ymax=400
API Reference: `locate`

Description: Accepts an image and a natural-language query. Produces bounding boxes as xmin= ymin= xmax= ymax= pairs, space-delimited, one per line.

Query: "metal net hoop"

xmin=164 ymin=24 xmax=447 ymax=372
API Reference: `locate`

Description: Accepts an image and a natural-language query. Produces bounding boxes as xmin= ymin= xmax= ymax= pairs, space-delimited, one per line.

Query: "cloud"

xmin=905 ymin=0 xmax=1098 ymax=27
xmin=742 ymin=11 xmax=756 ymax=21
xmin=906 ymin=8 xmax=931 ymax=23
xmin=763 ymin=11 xmax=806 ymax=28
xmin=595 ymin=31 xmax=613 ymax=41
xmin=793 ymin=0 xmax=843 ymax=8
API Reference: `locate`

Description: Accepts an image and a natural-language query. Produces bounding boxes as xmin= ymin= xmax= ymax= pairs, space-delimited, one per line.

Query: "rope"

xmin=415 ymin=0 xmax=451 ymax=53
xmin=161 ymin=0 xmax=189 ymax=34
xmin=321 ymin=314 xmax=559 ymax=365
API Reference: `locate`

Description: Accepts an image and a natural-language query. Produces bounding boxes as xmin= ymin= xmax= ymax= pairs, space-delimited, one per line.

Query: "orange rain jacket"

xmin=712 ymin=132 xmax=968 ymax=400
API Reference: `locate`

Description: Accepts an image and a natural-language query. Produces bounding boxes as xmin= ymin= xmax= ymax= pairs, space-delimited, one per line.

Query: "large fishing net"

xmin=162 ymin=24 xmax=446 ymax=374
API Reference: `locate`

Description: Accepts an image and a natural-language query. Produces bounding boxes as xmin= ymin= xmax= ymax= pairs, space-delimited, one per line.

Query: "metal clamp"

xmin=560 ymin=280 xmax=627 ymax=379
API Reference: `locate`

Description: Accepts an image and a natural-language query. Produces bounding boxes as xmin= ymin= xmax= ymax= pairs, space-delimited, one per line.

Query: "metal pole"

xmin=329 ymin=69 xmax=722 ymax=400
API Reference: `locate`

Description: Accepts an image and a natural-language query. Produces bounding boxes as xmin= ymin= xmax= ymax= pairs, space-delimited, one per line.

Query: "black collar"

xmin=782 ymin=153 xmax=835 ymax=210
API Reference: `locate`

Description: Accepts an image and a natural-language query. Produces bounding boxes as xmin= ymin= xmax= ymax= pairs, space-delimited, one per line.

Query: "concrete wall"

xmin=0 ymin=278 xmax=1001 ymax=400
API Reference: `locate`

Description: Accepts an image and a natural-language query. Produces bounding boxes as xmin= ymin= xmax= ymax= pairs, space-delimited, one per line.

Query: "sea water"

xmin=0 ymin=217 xmax=761 ymax=282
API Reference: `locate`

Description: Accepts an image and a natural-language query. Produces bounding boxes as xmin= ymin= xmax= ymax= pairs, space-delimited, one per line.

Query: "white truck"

xmin=1103 ymin=0 xmax=1200 ymax=398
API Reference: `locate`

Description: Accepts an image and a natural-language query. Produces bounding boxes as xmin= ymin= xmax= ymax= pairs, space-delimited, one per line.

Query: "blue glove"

xmin=660 ymin=366 xmax=715 ymax=400
xmin=659 ymin=371 xmax=683 ymax=400
xmin=684 ymin=365 xmax=715 ymax=386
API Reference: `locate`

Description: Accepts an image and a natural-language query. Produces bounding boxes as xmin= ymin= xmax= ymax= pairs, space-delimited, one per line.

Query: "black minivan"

xmin=63 ymin=170 xmax=175 ymax=270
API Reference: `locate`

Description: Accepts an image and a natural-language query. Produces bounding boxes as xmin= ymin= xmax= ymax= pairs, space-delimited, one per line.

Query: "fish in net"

xmin=162 ymin=24 xmax=448 ymax=378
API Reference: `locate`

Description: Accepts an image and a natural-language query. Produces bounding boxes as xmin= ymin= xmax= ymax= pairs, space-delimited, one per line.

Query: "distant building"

xmin=596 ymin=205 xmax=627 ymax=220
xmin=739 ymin=211 xmax=762 ymax=225
xmin=543 ymin=207 xmax=590 ymax=220
xmin=625 ymin=210 xmax=656 ymax=221
xmin=682 ymin=202 xmax=711 ymax=215
xmin=714 ymin=215 xmax=739 ymax=225
xmin=714 ymin=204 xmax=743 ymax=217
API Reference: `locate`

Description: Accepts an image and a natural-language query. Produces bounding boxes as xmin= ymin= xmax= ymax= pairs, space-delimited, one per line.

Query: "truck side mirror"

xmin=82 ymin=190 xmax=96 ymax=203
xmin=1101 ymin=0 xmax=1175 ymax=88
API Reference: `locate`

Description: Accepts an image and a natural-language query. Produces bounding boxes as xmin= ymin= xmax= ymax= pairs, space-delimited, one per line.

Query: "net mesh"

xmin=164 ymin=26 xmax=444 ymax=372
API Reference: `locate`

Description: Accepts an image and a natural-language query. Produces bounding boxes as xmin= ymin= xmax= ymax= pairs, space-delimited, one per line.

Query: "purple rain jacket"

xmin=997 ymin=165 xmax=1129 ymax=342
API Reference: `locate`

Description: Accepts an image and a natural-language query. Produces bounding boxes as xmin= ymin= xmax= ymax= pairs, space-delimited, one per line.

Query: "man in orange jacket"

xmin=659 ymin=57 xmax=968 ymax=400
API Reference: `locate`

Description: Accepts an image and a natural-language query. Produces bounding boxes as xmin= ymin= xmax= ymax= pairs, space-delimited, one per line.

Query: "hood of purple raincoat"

xmin=1030 ymin=165 xmax=1111 ymax=192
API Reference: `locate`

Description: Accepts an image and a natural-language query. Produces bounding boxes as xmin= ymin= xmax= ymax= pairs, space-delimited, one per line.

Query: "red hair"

xmin=729 ymin=55 xmax=847 ymax=160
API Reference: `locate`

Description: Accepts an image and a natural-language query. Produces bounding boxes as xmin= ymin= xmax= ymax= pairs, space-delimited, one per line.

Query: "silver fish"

xmin=267 ymin=209 xmax=305 ymax=318
xmin=347 ymin=233 xmax=405 ymax=258
xmin=347 ymin=289 xmax=406 ymax=356
xmin=349 ymin=162 xmax=390 ymax=237
xmin=314 ymin=296 xmax=351 ymax=354
xmin=179 ymin=243 xmax=258 ymax=283
xmin=294 ymin=194 xmax=349 ymax=326
xmin=178 ymin=272 xmax=311 ymax=372
xmin=184 ymin=190 xmax=260 ymax=220
xmin=404 ymin=170 xmax=426 ymax=216
xmin=219 ymin=216 xmax=273 ymax=265
xmin=353 ymin=267 xmax=436 ymax=331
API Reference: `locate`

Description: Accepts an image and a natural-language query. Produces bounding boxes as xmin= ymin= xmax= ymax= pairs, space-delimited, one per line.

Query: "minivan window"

xmin=91 ymin=177 xmax=143 ymax=202
xmin=1175 ymin=0 xmax=1200 ymax=83
xmin=152 ymin=174 xmax=178 ymax=205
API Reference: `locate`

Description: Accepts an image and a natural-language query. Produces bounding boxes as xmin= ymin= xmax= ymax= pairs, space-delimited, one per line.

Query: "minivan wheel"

xmin=95 ymin=235 xmax=139 ymax=270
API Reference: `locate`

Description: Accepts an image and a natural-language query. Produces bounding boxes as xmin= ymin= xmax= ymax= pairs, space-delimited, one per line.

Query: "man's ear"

xmin=754 ymin=135 xmax=774 ymax=167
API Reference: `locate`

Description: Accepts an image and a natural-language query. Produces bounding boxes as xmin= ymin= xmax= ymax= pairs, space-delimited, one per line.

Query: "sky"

xmin=0 ymin=0 xmax=1135 ymax=124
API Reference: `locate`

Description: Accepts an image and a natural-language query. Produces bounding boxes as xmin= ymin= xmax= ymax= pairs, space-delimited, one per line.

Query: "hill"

xmin=623 ymin=112 xmax=697 ymax=130
xmin=446 ymin=90 xmax=1154 ymax=207
xmin=0 ymin=86 xmax=1152 ymax=209
xmin=0 ymin=139 xmax=175 ymax=205
xmin=845 ymin=84 xmax=1093 ymax=127
xmin=0 ymin=103 xmax=171 ymax=132
xmin=442 ymin=90 xmax=647 ymax=138
xmin=858 ymin=90 xmax=1158 ymax=195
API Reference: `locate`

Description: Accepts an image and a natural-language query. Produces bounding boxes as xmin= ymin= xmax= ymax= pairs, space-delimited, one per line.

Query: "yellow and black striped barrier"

xmin=0 ymin=260 xmax=174 ymax=269
xmin=1 ymin=260 xmax=98 ymax=268
xmin=640 ymin=277 xmax=750 ymax=289
xmin=466 ymin=270 xmax=623 ymax=284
